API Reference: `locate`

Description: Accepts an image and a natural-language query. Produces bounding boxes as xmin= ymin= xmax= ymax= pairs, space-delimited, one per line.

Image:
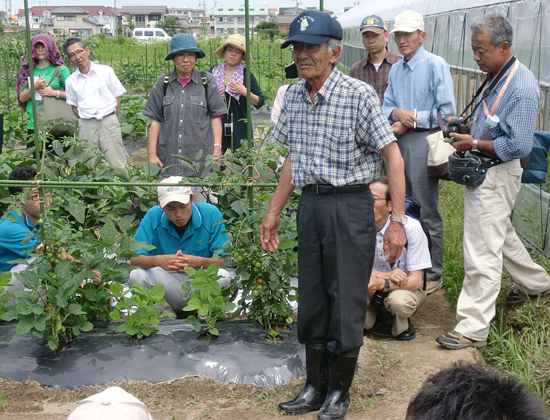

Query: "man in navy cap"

xmin=350 ymin=15 xmax=402 ymax=104
xmin=259 ymin=9 xmax=406 ymax=420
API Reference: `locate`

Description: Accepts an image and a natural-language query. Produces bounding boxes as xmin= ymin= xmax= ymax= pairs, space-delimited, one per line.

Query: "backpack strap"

xmin=200 ymin=71 xmax=208 ymax=95
xmin=162 ymin=73 xmax=170 ymax=97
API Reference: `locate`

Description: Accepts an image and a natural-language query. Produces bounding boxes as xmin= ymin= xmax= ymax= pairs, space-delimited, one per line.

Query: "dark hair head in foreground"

xmin=406 ymin=362 xmax=548 ymax=420
xmin=8 ymin=166 xmax=37 ymax=195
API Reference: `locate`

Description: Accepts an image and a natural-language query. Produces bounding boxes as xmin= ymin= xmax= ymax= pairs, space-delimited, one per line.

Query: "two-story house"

xmin=121 ymin=6 xmax=167 ymax=29
xmin=209 ymin=6 xmax=270 ymax=36
xmin=17 ymin=6 xmax=118 ymax=36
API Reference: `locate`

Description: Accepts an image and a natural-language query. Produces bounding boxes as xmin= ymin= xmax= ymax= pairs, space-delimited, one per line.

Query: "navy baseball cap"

xmin=281 ymin=10 xmax=343 ymax=49
xmin=359 ymin=15 xmax=387 ymax=34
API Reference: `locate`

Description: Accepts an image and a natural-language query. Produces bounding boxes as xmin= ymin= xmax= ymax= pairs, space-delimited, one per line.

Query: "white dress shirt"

xmin=374 ymin=217 xmax=431 ymax=273
xmin=65 ymin=62 xmax=126 ymax=120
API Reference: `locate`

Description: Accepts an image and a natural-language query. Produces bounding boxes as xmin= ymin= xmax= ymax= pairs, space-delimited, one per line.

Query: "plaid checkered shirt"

xmin=272 ymin=68 xmax=396 ymax=187
xmin=470 ymin=60 xmax=541 ymax=162
xmin=350 ymin=48 xmax=402 ymax=104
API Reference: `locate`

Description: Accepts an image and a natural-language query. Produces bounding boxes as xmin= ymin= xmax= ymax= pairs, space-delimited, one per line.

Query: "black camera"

xmin=441 ymin=117 xmax=469 ymax=138
xmin=371 ymin=290 xmax=389 ymax=308
xmin=224 ymin=123 xmax=233 ymax=137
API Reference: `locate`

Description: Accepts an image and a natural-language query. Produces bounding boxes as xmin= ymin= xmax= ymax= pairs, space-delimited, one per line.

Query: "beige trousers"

xmin=365 ymin=288 xmax=426 ymax=337
xmin=79 ymin=114 xmax=127 ymax=168
xmin=455 ymin=159 xmax=550 ymax=341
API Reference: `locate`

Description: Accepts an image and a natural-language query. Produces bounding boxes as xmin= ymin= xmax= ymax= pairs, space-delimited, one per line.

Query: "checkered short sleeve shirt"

xmin=272 ymin=68 xmax=396 ymax=187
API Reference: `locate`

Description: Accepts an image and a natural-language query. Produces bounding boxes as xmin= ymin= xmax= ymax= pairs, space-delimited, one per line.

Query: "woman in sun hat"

xmin=210 ymin=34 xmax=264 ymax=154
xmin=143 ymin=33 xmax=226 ymax=180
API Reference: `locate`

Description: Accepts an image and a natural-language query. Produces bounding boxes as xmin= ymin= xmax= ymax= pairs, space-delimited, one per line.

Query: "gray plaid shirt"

xmin=273 ymin=68 xmax=396 ymax=187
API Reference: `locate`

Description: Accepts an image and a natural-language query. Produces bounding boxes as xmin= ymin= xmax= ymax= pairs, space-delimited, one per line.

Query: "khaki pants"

xmin=365 ymin=288 xmax=426 ymax=337
xmin=456 ymin=159 xmax=550 ymax=341
xmin=79 ymin=114 xmax=127 ymax=168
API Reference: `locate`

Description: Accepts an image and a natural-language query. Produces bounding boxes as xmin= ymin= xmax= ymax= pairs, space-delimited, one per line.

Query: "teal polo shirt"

xmin=0 ymin=210 xmax=39 ymax=272
xmin=133 ymin=202 xmax=229 ymax=257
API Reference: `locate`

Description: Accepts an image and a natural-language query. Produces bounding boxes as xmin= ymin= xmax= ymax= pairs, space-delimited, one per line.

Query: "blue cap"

xmin=281 ymin=10 xmax=343 ymax=49
xmin=359 ymin=15 xmax=387 ymax=34
xmin=164 ymin=33 xmax=205 ymax=60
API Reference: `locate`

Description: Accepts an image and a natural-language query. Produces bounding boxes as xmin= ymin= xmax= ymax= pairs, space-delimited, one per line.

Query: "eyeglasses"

xmin=289 ymin=43 xmax=323 ymax=56
xmin=29 ymin=191 xmax=51 ymax=201
xmin=225 ymin=47 xmax=243 ymax=55
xmin=175 ymin=52 xmax=196 ymax=60
xmin=68 ymin=49 xmax=86 ymax=60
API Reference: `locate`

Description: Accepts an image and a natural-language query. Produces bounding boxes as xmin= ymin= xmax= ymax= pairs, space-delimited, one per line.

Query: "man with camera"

xmin=437 ymin=15 xmax=550 ymax=350
xmin=383 ymin=10 xmax=455 ymax=295
xmin=365 ymin=177 xmax=431 ymax=341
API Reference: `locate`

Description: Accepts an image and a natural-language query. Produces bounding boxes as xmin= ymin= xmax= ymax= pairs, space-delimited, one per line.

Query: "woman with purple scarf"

xmin=210 ymin=34 xmax=264 ymax=154
xmin=16 ymin=33 xmax=71 ymax=149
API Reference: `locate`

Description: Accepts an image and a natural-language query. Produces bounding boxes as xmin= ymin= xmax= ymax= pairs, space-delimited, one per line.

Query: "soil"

xmin=0 ymin=150 xmax=478 ymax=419
xmin=0 ymin=289 xmax=480 ymax=420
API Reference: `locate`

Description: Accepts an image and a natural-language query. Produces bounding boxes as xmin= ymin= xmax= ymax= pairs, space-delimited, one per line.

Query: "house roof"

xmin=18 ymin=6 xmax=117 ymax=17
xmin=83 ymin=17 xmax=105 ymax=25
xmin=121 ymin=6 xmax=167 ymax=15
xmin=51 ymin=7 xmax=89 ymax=14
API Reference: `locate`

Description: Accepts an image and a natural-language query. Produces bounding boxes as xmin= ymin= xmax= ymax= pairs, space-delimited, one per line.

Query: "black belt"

xmin=302 ymin=184 xmax=369 ymax=195
xmin=411 ymin=127 xmax=431 ymax=133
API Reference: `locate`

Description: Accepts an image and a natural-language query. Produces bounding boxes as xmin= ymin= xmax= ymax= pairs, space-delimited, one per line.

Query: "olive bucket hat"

xmin=164 ymin=33 xmax=205 ymax=60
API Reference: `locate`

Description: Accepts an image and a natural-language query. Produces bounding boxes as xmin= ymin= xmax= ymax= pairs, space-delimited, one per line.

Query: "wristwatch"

xmin=389 ymin=215 xmax=407 ymax=226
xmin=382 ymin=278 xmax=391 ymax=293
xmin=472 ymin=139 xmax=479 ymax=152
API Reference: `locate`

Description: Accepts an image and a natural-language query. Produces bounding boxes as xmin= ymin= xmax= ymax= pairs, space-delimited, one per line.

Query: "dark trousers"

xmin=296 ymin=188 xmax=376 ymax=353
xmin=397 ymin=130 xmax=443 ymax=282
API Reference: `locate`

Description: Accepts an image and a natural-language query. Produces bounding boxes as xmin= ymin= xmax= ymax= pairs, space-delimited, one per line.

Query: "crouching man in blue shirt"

xmin=129 ymin=177 xmax=233 ymax=316
xmin=0 ymin=166 xmax=44 ymax=307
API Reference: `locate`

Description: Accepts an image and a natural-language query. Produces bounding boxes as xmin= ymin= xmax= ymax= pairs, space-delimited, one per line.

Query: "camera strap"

xmin=461 ymin=56 xmax=517 ymax=120
xmin=482 ymin=59 xmax=519 ymax=117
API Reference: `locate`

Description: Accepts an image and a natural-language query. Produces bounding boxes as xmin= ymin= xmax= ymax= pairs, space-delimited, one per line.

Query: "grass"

xmin=439 ymin=181 xmax=550 ymax=411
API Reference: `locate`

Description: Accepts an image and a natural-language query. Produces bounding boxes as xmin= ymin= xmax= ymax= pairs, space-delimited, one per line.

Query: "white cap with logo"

xmin=390 ymin=10 xmax=425 ymax=34
xmin=67 ymin=386 xmax=153 ymax=420
xmin=157 ymin=176 xmax=193 ymax=208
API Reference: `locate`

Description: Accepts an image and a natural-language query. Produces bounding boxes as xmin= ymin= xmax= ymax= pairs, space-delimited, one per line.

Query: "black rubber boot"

xmin=317 ymin=349 xmax=359 ymax=420
xmin=278 ymin=344 xmax=329 ymax=415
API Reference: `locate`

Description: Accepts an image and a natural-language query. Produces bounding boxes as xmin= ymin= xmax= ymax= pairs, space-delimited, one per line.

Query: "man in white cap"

xmin=128 ymin=177 xmax=233 ymax=315
xmin=383 ymin=10 xmax=456 ymax=295
xmin=350 ymin=15 xmax=402 ymax=104
xmin=67 ymin=386 xmax=153 ymax=420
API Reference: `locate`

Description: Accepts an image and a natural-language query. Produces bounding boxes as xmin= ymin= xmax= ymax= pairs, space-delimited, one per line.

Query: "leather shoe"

xmin=395 ymin=322 xmax=415 ymax=341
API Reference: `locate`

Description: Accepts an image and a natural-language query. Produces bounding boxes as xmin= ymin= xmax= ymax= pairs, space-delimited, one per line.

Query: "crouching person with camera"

xmin=365 ymin=177 xmax=431 ymax=341
xmin=437 ymin=15 xmax=550 ymax=350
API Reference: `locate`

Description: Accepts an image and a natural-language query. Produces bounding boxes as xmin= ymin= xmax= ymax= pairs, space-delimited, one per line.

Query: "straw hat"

xmin=213 ymin=34 xmax=251 ymax=61
xmin=164 ymin=33 xmax=205 ymax=61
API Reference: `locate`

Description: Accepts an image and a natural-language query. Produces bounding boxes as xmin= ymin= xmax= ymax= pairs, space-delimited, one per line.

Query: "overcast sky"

xmin=6 ymin=0 xmax=359 ymax=16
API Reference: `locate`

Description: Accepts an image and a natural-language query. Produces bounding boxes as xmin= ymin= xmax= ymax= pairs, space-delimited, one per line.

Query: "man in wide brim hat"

xmin=164 ymin=33 xmax=205 ymax=60
xmin=213 ymin=34 xmax=251 ymax=60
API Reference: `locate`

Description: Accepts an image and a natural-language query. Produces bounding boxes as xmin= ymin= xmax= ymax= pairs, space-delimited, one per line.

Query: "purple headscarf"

xmin=16 ymin=33 xmax=65 ymax=110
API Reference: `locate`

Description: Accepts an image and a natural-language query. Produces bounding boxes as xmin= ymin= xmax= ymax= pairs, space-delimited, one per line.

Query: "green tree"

xmin=127 ymin=17 xmax=135 ymax=35
xmin=156 ymin=17 xmax=179 ymax=36
xmin=254 ymin=21 xmax=281 ymax=42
